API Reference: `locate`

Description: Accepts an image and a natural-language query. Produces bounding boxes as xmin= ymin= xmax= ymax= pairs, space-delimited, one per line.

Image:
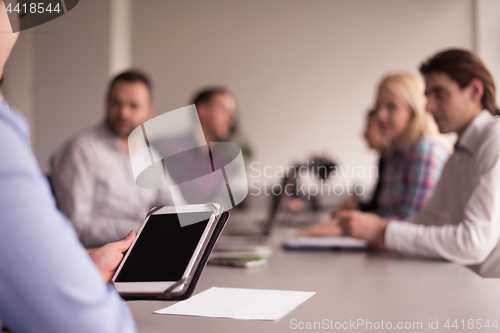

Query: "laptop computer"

xmin=215 ymin=178 xmax=292 ymax=247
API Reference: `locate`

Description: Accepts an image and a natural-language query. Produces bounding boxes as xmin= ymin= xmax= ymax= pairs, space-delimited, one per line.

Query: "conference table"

xmin=129 ymin=228 xmax=500 ymax=333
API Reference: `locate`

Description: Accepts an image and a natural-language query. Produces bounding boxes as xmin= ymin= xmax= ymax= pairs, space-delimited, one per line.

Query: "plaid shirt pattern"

xmin=378 ymin=135 xmax=449 ymax=221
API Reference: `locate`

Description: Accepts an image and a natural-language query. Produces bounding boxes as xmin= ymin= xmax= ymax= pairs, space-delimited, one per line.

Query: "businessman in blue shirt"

xmin=0 ymin=4 xmax=136 ymax=332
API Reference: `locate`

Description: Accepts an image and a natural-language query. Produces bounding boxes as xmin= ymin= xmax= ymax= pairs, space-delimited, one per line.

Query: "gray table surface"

xmin=128 ymin=229 xmax=500 ymax=333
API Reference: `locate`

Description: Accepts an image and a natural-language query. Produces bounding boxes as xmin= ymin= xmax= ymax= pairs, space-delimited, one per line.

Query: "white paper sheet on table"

xmin=154 ymin=287 xmax=316 ymax=321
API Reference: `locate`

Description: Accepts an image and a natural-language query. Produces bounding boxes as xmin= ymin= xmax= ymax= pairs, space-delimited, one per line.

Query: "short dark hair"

xmin=107 ymin=70 xmax=153 ymax=102
xmin=420 ymin=49 xmax=499 ymax=115
xmin=191 ymin=87 xmax=231 ymax=106
xmin=367 ymin=108 xmax=377 ymax=118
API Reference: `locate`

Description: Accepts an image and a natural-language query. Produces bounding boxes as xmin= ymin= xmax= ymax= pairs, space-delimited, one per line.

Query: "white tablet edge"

xmin=114 ymin=282 xmax=176 ymax=293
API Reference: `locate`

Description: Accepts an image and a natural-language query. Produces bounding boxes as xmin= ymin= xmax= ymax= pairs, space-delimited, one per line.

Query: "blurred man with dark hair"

xmin=192 ymin=87 xmax=236 ymax=144
xmin=51 ymin=70 xmax=180 ymax=248
xmin=343 ymin=109 xmax=388 ymax=212
xmin=148 ymin=87 xmax=241 ymax=206
xmin=105 ymin=71 xmax=154 ymax=140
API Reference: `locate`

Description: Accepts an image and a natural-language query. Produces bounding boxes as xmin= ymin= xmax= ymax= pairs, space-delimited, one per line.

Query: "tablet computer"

xmin=112 ymin=203 xmax=225 ymax=299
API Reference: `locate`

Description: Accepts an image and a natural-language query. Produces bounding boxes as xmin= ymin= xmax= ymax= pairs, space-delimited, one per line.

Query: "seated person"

xmin=0 ymin=9 xmax=135 ymax=331
xmin=335 ymin=49 xmax=500 ymax=278
xmin=150 ymin=87 xmax=241 ymax=205
xmin=303 ymin=73 xmax=450 ymax=236
xmin=51 ymin=70 xmax=179 ymax=248
xmin=342 ymin=109 xmax=388 ymax=212
xmin=371 ymin=73 xmax=450 ymax=220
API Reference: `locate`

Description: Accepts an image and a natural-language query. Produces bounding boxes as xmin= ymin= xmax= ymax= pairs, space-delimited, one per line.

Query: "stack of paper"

xmin=155 ymin=287 xmax=316 ymax=321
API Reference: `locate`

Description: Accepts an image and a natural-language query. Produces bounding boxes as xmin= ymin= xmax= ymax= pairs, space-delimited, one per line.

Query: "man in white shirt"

xmin=51 ymin=71 xmax=178 ymax=247
xmin=334 ymin=49 xmax=500 ymax=277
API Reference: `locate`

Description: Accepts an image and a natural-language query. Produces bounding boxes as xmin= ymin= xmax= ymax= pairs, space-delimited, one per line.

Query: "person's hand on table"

xmin=288 ymin=197 xmax=306 ymax=211
xmin=334 ymin=210 xmax=388 ymax=243
xmin=299 ymin=219 xmax=343 ymax=237
xmin=367 ymin=241 xmax=387 ymax=251
xmin=89 ymin=230 xmax=137 ymax=283
xmin=341 ymin=197 xmax=360 ymax=210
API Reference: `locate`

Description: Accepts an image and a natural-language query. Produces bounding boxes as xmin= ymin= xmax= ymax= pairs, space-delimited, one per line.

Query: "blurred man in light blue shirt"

xmin=0 ymin=4 xmax=136 ymax=332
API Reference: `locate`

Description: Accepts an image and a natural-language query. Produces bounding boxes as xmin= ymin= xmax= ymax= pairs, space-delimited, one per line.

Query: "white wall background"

xmin=131 ymin=0 xmax=474 ymax=186
xmin=4 ymin=0 xmax=499 ymax=182
xmin=476 ymin=0 xmax=500 ymax=94
xmin=4 ymin=0 xmax=111 ymax=171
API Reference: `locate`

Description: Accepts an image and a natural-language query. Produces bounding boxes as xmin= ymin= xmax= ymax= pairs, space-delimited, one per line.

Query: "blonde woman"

xmin=375 ymin=73 xmax=450 ymax=220
xmin=302 ymin=73 xmax=450 ymax=236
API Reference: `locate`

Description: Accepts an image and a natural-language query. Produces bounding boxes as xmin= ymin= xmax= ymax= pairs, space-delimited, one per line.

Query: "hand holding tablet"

xmin=112 ymin=203 xmax=229 ymax=300
xmin=89 ymin=230 xmax=137 ymax=283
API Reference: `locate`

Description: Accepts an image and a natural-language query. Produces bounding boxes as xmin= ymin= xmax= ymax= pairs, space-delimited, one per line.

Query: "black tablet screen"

xmin=115 ymin=211 xmax=212 ymax=282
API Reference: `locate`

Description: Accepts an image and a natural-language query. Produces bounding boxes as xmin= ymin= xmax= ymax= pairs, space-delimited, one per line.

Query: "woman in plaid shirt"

xmin=302 ymin=73 xmax=450 ymax=237
xmin=375 ymin=73 xmax=451 ymax=220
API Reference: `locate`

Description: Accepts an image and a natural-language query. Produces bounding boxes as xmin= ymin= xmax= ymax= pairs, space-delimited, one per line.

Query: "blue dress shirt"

xmin=0 ymin=100 xmax=135 ymax=332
